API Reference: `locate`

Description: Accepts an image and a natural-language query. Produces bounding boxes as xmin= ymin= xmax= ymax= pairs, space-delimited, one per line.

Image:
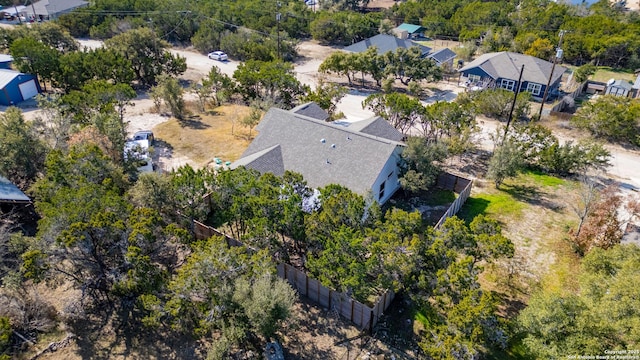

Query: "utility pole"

xmin=25 ymin=0 xmax=36 ymax=22
xmin=276 ymin=1 xmax=282 ymax=60
xmin=14 ymin=3 xmax=22 ymax=24
xmin=537 ymin=30 xmax=566 ymax=120
xmin=503 ymin=64 xmax=525 ymax=145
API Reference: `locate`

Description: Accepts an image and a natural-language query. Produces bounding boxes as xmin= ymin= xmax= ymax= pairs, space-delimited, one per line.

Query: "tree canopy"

xmin=519 ymin=245 xmax=640 ymax=359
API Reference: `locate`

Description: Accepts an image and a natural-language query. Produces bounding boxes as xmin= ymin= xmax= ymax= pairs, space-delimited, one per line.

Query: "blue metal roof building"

xmin=0 ymin=54 xmax=13 ymax=69
xmin=0 ymin=69 xmax=41 ymax=106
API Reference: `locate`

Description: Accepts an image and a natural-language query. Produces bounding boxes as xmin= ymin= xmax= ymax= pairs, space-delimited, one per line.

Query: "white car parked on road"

xmin=208 ymin=51 xmax=228 ymax=61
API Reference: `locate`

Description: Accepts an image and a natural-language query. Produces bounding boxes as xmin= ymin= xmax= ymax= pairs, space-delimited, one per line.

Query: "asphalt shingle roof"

xmin=289 ymin=102 xmax=330 ymax=121
xmin=346 ymin=116 xmax=405 ymax=142
xmin=24 ymin=0 xmax=88 ymax=17
xmin=458 ymin=52 xmax=566 ymax=85
xmin=233 ymin=108 xmax=405 ymax=195
xmin=428 ymin=48 xmax=457 ymax=65
xmin=343 ymin=34 xmax=431 ymax=56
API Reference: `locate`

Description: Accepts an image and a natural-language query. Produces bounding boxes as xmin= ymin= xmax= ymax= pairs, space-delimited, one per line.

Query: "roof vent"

xmin=320 ymin=138 xmax=326 ymax=143
xmin=331 ymin=144 xmax=336 ymax=148
xmin=347 ymin=136 xmax=351 ymax=140
xmin=326 ymin=159 xmax=331 ymax=164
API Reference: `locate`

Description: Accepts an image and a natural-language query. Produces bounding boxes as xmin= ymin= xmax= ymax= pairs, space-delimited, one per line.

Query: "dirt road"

xmin=73 ymin=39 xmax=640 ymax=190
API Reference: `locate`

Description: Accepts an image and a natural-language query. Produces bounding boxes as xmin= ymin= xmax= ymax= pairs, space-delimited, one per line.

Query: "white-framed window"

xmin=468 ymin=74 xmax=482 ymax=83
xmin=500 ymin=79 xmax=516 ymax=91
xmin=526 ymin=82 xmax=542 ymax=96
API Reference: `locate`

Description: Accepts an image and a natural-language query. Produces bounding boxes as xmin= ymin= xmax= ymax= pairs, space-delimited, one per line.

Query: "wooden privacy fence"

xmin=192 ymin=172 xmax=473 ymax=332
xmin=193 ymin=220 xmax=245 ymax=248
xmin=434 ymin=173 xmax=473 ymax=228
xmin=277 ymin=263 xmax=395 ymax=333
xmin=192 ymin=220 xmax=395 ymax=332
xmin=550 ymin=81 xmax=586 ymax=113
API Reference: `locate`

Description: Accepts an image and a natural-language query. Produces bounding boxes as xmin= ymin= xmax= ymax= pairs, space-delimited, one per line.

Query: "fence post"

xmin=284 ymin=264 xmax=289 ymax=282
xmin=291 ymin=264 xmax=296 ymax=287
xmin=369 ymin=309 xmax=374 ymax=334
xmin=350 ymin=300 xmax=355 ymax=322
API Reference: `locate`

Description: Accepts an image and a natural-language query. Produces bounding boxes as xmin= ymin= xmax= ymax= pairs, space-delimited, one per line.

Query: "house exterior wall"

xmin=463 ymin=65 xmax=562 ymax=100
xmin=494 ymin=77 xmax=560 ymax=100
xmin=605 ymin=86 xmax=629 ymax=97
xmin=0 ymin=73 xmax=41 ymax=106
xmin=371 ymin=146 xmax=403 ymax=204
xmin=460 ymin=67 xmax=493 ymax=82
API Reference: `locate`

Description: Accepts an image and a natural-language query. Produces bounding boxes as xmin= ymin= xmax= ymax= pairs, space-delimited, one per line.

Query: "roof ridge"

xmin=270 ymin=108 xmax=405 ymax=146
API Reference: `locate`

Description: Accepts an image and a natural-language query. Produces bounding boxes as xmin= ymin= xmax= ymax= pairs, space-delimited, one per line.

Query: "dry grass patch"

xmin=590 ymin=67 xmax=636 ymax=83
xmin=470 ymin=172 xmax=582 ymax=305
xmin=153 ymin=104 xmax=256 ymax=167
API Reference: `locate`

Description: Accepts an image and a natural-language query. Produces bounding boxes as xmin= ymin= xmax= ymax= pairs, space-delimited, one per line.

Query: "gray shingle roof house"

xmin=0 ymin=175 xmax=30 ymax=203
xmin=427 ymin=48 xmax=457 ymax=67
xmin=605 ymin=79 xmax=632 ymax=97
xmin=232 ymin=107 xmax=406 ymax=204
xmin=458 ymin=52 xmax=567 ymax=99
xmin=343 ymin=34 xmax=431 ymax=57
xmin=289 ymin=102 xmax=330 ymax=121
xmin=22 ymin=0 xmax=89 ymax=20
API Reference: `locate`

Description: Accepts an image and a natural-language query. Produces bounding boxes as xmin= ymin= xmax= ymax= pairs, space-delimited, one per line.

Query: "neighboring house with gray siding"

xmin=232 ymin=107 xmax=406 ymax=204
xmin=22 ymin=0 xmax=89 ymax=20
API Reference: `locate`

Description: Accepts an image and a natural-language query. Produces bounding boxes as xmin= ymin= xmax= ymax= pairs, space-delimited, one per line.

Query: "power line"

xmin=537 ymin=29 xmax=567 ymax=119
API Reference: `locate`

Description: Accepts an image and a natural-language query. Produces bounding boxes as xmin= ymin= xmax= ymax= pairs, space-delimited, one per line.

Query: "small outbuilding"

xmin=392 ymin=23 xmax=426 ymax=40
xmin=605 ymin=79 xmax=632 ymax=97
xmin=0 ymin=54 xmax=13 ymax=69
xmin=0 ymin=69 xmax=41 ymax=106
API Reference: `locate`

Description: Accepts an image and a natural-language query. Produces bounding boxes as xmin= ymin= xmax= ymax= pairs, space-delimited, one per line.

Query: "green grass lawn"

xmin=457 ymin=170 xmax=567 ymax=223
xmin=520 ymin=169 xmax=566 ymax=187
xmin=458 ymin=192 xmax=526 ymax=222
